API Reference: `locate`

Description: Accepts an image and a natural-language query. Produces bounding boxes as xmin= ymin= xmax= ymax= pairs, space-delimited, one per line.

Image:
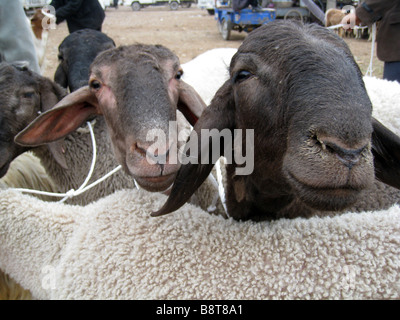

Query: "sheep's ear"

xmin=371 ymin=118 xmax=400 ymax=190
xmin=15 ymin=86 xmax=100 ymax=148
xmin=153 ymin=80 xmax=235 ymax=217
xmin=54 ymin=63 xmax=68 ymax=90
xmin=177 ymin=81 xmax=207 ymax=126
xmin=37 ymin=77 xmax=69 ymax=169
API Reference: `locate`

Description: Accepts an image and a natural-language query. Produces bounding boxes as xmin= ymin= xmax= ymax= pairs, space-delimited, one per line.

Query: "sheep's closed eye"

xmin=233 ymin=70 xmax=252 ymax=83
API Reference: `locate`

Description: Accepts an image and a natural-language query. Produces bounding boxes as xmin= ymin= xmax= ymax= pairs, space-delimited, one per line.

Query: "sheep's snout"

xmin=315 ymin=136 xmax=369 ymax=170
xmin=125 ymin=139 xmax=180 ymax=192
xmin=283 ymin=130 xmax=375 ymax=211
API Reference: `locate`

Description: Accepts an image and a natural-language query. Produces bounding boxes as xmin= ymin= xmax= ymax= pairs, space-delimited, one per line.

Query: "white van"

xmin=124 ymin=0 xmax=193 ymax=11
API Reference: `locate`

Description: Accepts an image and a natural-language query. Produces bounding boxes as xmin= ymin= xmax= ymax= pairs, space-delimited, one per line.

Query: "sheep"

xmin=0 ymin=152 xmax=56 ymax=201
xmin=154 ymin=20 xmax=400 ymax=221
xmin=0 ymin=36 xmax=205 ymax=300
xmin=181 ymin=48 xmax=237 ymax=105
xmin=1 ymin=47 xmax=400 ymax=300
xmin=0 ymin=187 xmax=399 ymax=299
xmin=325 ymin=8 xmax=349 ymax=38
xmin=3 ymin=42 xmax=207 ymax=205
xmin=54 ymin=29 xmax=116 ymax=92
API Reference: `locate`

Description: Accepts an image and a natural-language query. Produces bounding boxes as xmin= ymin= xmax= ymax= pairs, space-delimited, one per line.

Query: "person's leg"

xmin=383 ymin=61 xmax=400 ymax=83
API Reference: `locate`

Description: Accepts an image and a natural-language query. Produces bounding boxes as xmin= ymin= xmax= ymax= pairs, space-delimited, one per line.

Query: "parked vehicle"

xmin=215 ymin=6 xmax=276 ymax=40
xmin=197 ymin=0 xmax=216 ymax=15
xmin=21 ymin=0 xmax=49 ymax=12
xmin=124 ymin=0 xmax=193 ymax=11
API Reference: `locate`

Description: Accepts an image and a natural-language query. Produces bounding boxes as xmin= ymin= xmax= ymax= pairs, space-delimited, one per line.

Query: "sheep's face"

xmin=154 ymin=21 xmax=400 ymax=220
xmin=0 ymin=64 xmax=37 ymax=177
xmin=15 ymin=45 xmax=205 ymax=193
xmin=0 ymin=63 xmax=66 ymax=178
xmin=89 ymin=46 xmax=184 ymax=192
xmin=229 ymin=22 xmax=375 ymax=212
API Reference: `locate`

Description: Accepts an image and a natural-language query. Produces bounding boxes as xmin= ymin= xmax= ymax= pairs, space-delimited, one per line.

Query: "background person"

xmin=342 ymin=0 xmax=400 ymax=82
xmin=50 ymin=0 xmax=105 ymax=34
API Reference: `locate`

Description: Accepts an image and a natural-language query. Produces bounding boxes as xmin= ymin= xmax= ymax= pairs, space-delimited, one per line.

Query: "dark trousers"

xmin=383 ymin=61 xmax=400 ymax=83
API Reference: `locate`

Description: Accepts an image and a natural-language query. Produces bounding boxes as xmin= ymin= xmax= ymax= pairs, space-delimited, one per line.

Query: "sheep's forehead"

xmin=90 ymin=54 xmax=180 ymax=85
xmin=0 ymin=64 xmax=37 ymax=94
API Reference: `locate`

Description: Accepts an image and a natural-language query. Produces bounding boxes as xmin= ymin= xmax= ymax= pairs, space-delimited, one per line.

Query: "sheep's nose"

xmin=133 ymin=140 xmax=170 ymax=165
xmin=317 ymin=137 xmax=368 ymax=169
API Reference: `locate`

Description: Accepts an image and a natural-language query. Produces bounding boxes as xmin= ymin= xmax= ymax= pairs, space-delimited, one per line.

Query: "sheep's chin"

xmin=133 ymin=173 xmax=176 ymax=193
xmin=286 ymin=171 xmax=362 ymax=211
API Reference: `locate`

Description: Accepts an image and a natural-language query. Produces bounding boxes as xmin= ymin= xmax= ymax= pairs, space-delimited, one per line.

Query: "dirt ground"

xmin=43 ymin=5 xmax=384 ymax=80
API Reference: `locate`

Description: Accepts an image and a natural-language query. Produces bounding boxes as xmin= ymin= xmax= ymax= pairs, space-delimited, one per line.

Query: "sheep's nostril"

xmin=133 ymin=141 xmax=170 ymax=165
xmin=321 ymin=139 xmax=366 ymax=169
xmin=334 ymin=148 xmax=363 ymax=169
xmin=133 ymin=142 xmax=147 ymax=157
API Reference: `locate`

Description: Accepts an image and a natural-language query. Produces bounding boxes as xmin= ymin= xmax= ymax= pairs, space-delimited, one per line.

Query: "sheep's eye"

xmin=175 ymin=70 xmax=183 ymax=80
xmin=233 ymin=70 xmax=252 ymax=83
xmin=90 ymin=80 xmax=102 ymax=90
xmin=22 ymin=91 xmax=35 ymax=99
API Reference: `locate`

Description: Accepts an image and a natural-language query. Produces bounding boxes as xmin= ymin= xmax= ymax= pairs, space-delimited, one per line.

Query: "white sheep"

xmin=182 ymin=48 xmax=237 ymax=105
xmin=0 ymin=42 xmax=209 ymax=206
xmin=0 ymin=187 xmax=399 ymax=299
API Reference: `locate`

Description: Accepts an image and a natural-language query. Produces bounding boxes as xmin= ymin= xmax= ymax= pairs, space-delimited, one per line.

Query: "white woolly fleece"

xmin=0 ymin=188 xmax=399 ymax=300
xmin=1 ymin=48 xmax=400 ymax=299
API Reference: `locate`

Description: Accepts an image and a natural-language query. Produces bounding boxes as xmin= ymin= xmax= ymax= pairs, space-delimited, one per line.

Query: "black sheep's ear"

xmin=152 ymin=80 xmax=236 ymax=217
xmin=177 ymin=80 xmax=207 ymax=126
xmin=371 ymin=118 xmax=400 ymax=190
xmin=54 ymin=63 xmax=68 ymax=90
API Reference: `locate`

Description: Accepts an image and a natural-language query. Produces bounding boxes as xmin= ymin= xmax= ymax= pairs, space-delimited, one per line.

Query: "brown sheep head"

xmin=15 ymin=44 xmax=206 ymax=192
xmin=0 ymin=62 xmax=66 ymax=178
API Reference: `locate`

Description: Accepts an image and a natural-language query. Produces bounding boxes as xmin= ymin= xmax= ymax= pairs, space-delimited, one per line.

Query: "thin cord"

xmin=11 ymin=122 xmax=122 ymax=202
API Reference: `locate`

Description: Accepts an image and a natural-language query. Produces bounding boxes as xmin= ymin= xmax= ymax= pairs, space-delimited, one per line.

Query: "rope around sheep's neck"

xmin=10 ymin=122 xmax=228 ymax=216
xmin=11 ymin=122 xmax=122 ymax=202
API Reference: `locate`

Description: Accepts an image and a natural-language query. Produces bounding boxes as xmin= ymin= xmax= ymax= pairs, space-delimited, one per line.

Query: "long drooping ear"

xmin=39 ymin=76 xmax=67 ymax=113
xmin=37 ymin=77 xmax=69 ymax=168
xmin=153 ymin=80 xmax=235 ymax=217
xmin=371 ymin=118 xmax=400 ymax=190
xmin=177 ymin=81 xmax=207 ymax=126
xmin=15 ymin=86 xmax=100 ymax=147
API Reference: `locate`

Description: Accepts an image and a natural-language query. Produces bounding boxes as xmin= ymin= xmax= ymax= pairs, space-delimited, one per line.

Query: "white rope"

xmin=12 ymin=121 xmax=226 ymax=215
xmin=206 ymin=157 xmax=228 ymax=217
xmin=365 ymin=22 xmax=377 ymax=77
xmin=327 ymin=23 xmax=368 ymax=30
xmin=11 ymin=121 xmax=122 ymax=202
xmin=206 ymin=173 xmax=220 ymax=213
xmin=327 ymin=22 xmax=376 ymax=77
xmin=215 ymin=158 xmax=228 ymax=217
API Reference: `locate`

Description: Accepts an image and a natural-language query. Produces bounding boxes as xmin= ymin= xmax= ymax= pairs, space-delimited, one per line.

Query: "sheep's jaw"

xmin=284 ymin=170 xmax=366 ymax=211
xmin=115 ymin=143 xmax=182 ymax=193
xmin=282 ymin=141 xmax=375 ymax=212
xmin=133 ymin=173 xmax=177 ymax=193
